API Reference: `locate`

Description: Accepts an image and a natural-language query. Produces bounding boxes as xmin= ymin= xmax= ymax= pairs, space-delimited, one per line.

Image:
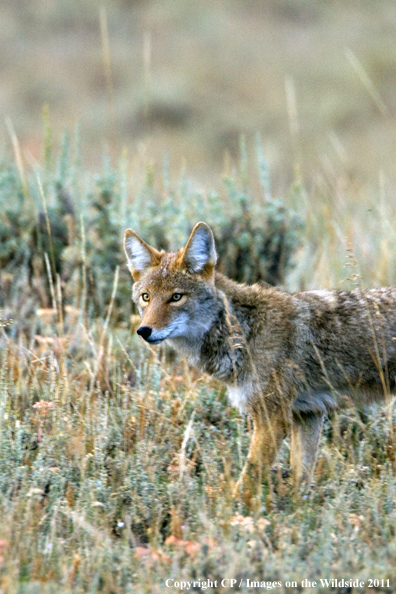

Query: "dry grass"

xmin=1 ymin=298 xmax=396 ymax=593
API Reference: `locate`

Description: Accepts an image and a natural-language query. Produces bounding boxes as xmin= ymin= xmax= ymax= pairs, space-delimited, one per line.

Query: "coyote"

xmin=124 ymin=222 xmax=396 ymax=490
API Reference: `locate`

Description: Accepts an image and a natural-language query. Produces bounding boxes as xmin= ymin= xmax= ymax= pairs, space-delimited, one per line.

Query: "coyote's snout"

xmin=124 ymin=222 xmax=396 ymax=493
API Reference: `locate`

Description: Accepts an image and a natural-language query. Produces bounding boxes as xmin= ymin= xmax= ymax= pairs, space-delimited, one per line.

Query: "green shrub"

xmin=0 ymin=132 xmax=303 ymax=323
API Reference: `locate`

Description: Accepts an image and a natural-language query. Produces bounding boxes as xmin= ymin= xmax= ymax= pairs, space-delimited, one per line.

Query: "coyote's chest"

xmin=227 ymin=382 xmax=254 ymax=413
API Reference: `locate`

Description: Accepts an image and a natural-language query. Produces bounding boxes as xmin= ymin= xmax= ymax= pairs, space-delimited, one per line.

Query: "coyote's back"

xmin=124 ymin=222 xmax=396 ymax=492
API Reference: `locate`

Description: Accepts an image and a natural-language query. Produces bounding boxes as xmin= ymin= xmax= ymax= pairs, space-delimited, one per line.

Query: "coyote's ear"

xmin=181 ymin=222 xmax=217 ymax=277
xmin=124 ymin=229 xmax=160 ymax=281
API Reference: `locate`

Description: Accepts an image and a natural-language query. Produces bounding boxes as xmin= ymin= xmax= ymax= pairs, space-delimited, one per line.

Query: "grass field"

xmin=1 ymin=134 xmax=396 ymax=594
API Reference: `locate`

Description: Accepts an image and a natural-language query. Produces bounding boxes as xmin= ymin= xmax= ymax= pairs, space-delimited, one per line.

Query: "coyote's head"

xmin=124 ymin=222 xmax=218 ymax=345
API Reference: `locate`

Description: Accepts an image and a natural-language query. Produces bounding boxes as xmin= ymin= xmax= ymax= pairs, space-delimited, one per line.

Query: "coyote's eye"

xmin=141 ymin=293 xmax=150 ymax=302
xmin=170 ymin=293 xmax=183 ymax=302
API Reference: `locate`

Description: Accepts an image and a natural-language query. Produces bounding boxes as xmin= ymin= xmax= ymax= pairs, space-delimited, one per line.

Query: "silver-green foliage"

xmin=0 ymin=132 xmax=303 ymax=321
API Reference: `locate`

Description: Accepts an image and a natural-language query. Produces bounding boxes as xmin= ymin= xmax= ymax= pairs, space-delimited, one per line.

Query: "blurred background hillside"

xmin=2 ymin=0 xmax=396 ymax=188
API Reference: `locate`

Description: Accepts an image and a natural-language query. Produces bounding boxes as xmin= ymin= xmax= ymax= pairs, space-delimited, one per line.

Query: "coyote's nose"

xmin=137 ymin=326 xmax=152 ymax=341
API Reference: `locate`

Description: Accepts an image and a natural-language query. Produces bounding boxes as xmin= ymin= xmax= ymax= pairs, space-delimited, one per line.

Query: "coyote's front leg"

xmin=233 ymin=407 xmax=288 ymax=501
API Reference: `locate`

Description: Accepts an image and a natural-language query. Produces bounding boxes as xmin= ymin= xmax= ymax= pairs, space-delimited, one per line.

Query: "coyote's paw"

xmin=232 ymin=476 xmax=244 ymax=500
xmin=270 ymin=464 xmax=291 ymax=481
xmin=232 ymin=462 xmax=261 ymax=503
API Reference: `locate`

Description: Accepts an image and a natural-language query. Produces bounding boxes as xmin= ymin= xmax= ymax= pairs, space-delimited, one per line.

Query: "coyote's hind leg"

xmin=290 ymin=411 xmax=324 ymax=486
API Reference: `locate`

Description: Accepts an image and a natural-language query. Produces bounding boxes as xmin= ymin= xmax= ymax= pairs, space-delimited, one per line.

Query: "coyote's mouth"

xmin=145 ymin=331 xmax=173 ymax=345
xmin=146 ymin=337 xmax=165 ymax=345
